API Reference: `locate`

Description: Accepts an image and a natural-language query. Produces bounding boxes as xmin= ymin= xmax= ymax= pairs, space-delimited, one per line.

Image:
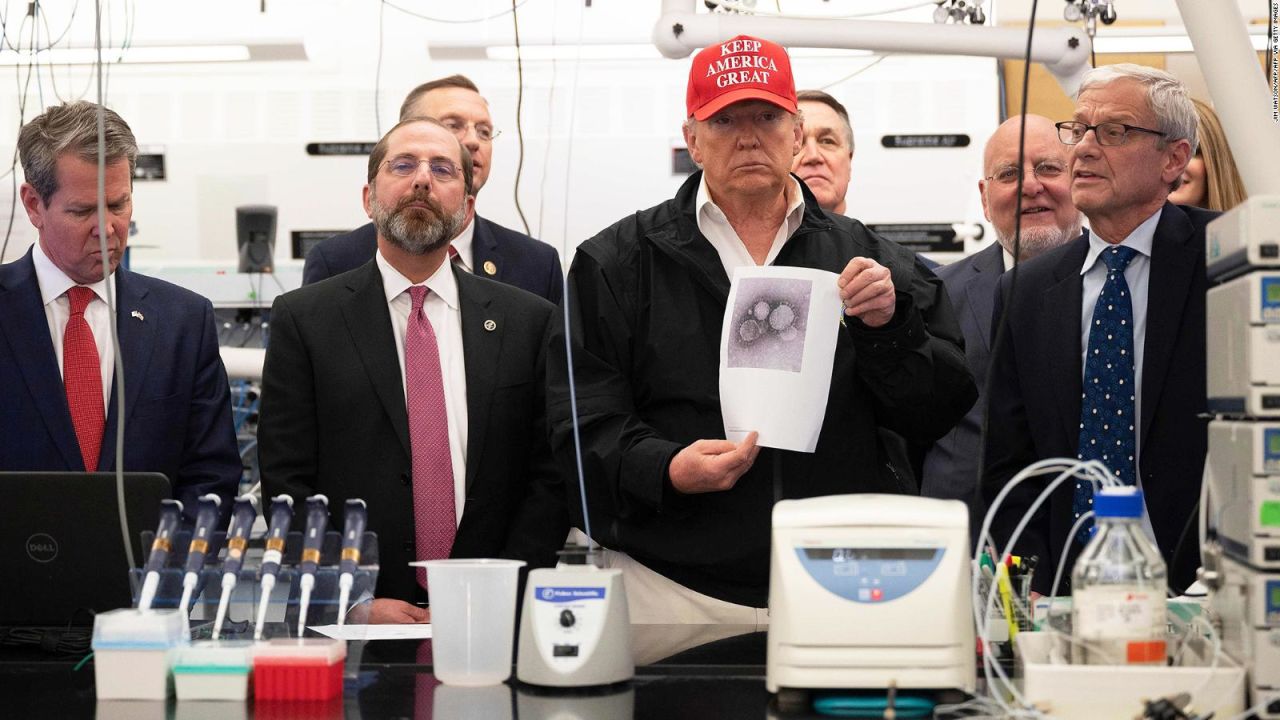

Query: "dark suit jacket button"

xmin=403 ymin=541 xmax=414 ymax=552
xmin=401 ymin=472 xmax=411 ymax=486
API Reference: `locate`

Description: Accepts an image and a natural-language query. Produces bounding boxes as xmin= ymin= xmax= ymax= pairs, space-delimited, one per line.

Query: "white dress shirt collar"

xmin=1080 ymin=207 xmax=1161 ymax=275
xmin=375 ymin=247 xmax=460 ymax=311
xmin=31 ymin=242 xmax=112 ymax=307
xmin=694 ymin=174 xmax=806 ymax=272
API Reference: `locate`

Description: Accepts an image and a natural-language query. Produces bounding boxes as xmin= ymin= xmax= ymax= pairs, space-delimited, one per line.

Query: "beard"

xmin=371 ymin=188 xmax=467 ymax=256
xmin=995 ymin=219 xmax=1082 ymax=261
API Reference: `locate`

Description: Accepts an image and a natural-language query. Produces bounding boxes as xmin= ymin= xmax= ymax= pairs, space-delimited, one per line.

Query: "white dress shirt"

xmin=451 ymin=217 xmax=476 ymax=275
xmin=1078 ymin=207 xmax=1161 ymax=543
xmin=375 ymin=249 xmax=469 ymax=524
xmin=695 ymin=175 xmax=806 ymax=275
xmin=32 ymin=242 xmax=115 ymax=410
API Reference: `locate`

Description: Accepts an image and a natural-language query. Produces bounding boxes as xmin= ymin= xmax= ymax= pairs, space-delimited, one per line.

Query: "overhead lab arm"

xmin=653 ymin=0 xmax=1094 ymax=95
xmin=1175 ymin=0 xmax=1280 ymax=198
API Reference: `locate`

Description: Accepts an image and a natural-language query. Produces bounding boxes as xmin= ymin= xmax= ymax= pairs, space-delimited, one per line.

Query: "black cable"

xmin=0 ymin=9 xmax=38 ymax=264
xmin=974 ymin=0 xmax=1039 ymax=522
xmin=510 ymin=0 xmax=531 ymax=236
xmin=382 ymin=0 xmax=531 ymax=23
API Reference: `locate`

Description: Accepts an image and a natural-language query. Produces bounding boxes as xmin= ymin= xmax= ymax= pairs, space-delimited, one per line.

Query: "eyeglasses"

xmin=1055 ymin=120 xmax=1166 ymax=146
xmin=704 ymin=108 xmax=788 ymax=133
xmin=985 ymin=160 xmax=1066 ymax=185
xmin=383 ymin=155 xmax=462 ymax=181
xmin=440 ymin=117 xmax=500 ymax=143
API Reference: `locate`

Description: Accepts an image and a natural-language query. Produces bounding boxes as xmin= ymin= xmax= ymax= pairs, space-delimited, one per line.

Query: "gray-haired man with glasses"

xmin=922 ymin=114 xmax=1082 ymax=539
xmin=303 ymin=75 xmax=562 ymax=303
xmin=260 ymin=117 xmax=568 ymax=622
xmin=983 ymin=64 xmax=1221 ymax=596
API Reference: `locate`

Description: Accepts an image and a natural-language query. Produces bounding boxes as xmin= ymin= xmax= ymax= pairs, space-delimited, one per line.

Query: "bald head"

xmin=979 ymin=114 xmax=1082 ymax=261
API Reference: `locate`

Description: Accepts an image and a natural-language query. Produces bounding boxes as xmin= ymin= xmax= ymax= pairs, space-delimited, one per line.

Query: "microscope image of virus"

xmin=727 ymin=277 xmax=811 ymax=372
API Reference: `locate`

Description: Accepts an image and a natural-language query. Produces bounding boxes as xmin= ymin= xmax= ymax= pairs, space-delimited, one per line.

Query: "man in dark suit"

xmin=983 ymin=65 xmax=1216 ymax=594
xmin=303 ymin=75 xmax=562 ymax=303
xmin=923 ymin=114 xmax=1081 ymax=542
xmin=259 ymin=117 xmax=567 ymax=623
xmin=0 ymin=102 xmax=239 ymax=516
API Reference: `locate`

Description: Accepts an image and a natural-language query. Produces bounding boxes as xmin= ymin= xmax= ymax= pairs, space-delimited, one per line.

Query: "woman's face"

xmin=1168 ymin=153 xmax=1207 ymax=207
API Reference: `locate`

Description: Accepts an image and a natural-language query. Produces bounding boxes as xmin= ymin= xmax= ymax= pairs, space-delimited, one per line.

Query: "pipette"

xmin=212 ymin=494 xmax=258 ymax=639
xmin=136 ymin=499 xmax=184 ymax=610
xmin=335 ymin=499 xmax=368 ymax=626
xmin=296 ymin=494 xmax=330 ymax=637
xmin=178 ymin=494 xmax=223 ymax=618
xmin=254 ymin=495 xmax=293 ymax=640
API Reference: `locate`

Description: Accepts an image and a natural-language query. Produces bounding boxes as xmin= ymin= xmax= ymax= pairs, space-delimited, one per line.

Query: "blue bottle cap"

xmin=1094 ymin=486 xmax=1144 ymax=518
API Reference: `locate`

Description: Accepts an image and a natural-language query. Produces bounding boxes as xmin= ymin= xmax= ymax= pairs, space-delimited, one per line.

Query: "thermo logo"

xmin=26 ymin=533 xmax=58 ymax=563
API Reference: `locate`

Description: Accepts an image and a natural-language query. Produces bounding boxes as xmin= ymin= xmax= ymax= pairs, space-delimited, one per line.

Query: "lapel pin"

xmin=131 ymin=310 xmax=145 ymax=322
xmin=484 ymin=319 xmax=497 ymax=332
xmin=483 ymin=260 xmax=498 ymax=276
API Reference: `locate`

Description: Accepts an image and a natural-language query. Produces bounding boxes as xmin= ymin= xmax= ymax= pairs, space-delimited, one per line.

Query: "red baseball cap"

xmin=686 ymin=35 xmax=797 ymax=121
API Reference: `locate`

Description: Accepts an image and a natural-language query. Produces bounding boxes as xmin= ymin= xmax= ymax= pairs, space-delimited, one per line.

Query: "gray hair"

xmin=18 ymin=101 xmax=138 ymax=203
xmin=1077 ymin=63 xmax=1199 ymax=156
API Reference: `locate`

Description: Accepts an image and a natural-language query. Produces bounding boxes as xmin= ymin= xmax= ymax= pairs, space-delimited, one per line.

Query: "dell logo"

xmin=26 ymin=533 xmax=58 ymax=563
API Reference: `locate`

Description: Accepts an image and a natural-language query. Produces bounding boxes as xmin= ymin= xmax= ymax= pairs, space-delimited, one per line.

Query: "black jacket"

xmin=550 ymin=172 xmax=976 ymax=606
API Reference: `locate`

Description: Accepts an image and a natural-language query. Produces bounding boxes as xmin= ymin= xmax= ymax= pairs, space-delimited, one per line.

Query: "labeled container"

xmin=252 ymin=638 xmax=346 ymax=701
xmin=1071 ymin=486 xmax=1168 ymax=665
xmin=172 ymin=640 xmax=254 ymax=700
xmin=93 ymin=608 xmax=189 ymax=700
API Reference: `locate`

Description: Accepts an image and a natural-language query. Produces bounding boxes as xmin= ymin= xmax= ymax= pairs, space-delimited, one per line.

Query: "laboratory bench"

xmin=1 ymin=623 xmax=851 ymax=719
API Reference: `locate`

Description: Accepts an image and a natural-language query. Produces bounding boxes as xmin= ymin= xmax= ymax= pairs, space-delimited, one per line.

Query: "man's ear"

xmin=19 ymin=183 xmax=46 ymax=230
xmin=362 ymin=183 xmax=374 ymax=220
xmin=1161 ymin=138 xmax=1193 ymax=187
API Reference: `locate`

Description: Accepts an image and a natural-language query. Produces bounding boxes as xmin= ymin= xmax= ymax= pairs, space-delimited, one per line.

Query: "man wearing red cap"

xmin=550 ymin=36 xmax=975 ymax=623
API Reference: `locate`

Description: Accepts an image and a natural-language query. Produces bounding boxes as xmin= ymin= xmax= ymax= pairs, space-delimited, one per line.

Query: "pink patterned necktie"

xmin=63 ymin=286 xmax=104 ymax=471
xmin=406 ymin=285 xmax=456 ymax=589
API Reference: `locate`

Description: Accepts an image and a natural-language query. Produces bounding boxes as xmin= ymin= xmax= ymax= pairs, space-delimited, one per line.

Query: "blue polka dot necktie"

xmin=1074 ymin=245 xmax=1139 ymax=543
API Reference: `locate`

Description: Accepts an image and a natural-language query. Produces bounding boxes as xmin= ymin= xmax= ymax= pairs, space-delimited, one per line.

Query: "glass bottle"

xmin=1070 ymin=486 xmax=1168 ymax=665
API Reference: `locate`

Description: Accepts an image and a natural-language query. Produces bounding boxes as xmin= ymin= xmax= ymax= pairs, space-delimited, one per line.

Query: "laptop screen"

xmin=0 ymin=472 xmax=169 ymax=627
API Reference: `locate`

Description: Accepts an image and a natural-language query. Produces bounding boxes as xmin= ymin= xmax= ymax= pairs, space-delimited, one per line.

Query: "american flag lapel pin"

xmin=131 ymin=310 xmax=145 ymax=321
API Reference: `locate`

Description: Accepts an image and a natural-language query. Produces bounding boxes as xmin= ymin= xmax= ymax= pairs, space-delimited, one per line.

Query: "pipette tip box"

xmin=172 ymin=640 xmax=254 ymax=701
xmin=252 ymin=638 xmax=346 ymax=701
xmin=92 ymin=608 xmax=189 ymax=700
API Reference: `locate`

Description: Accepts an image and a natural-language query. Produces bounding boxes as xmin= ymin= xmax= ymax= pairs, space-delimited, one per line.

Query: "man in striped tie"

xmin=259 ymin=117 xmax=567 ymax=623
xmin=0 ymin=102 xmax=239 ymax=520
xmin=983 ymin=65 xmax=1220 ymax=596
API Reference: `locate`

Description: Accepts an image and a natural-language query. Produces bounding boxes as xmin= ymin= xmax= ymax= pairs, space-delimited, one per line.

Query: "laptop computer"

xmin=0 ymin=472 xmax=170 ymax=627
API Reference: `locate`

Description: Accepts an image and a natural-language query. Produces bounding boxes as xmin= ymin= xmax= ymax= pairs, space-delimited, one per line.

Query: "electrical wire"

xmin=374 ymin=0 xmax=386 ymax=136
xmin=509 ymin=0 xmax=531 ymax=236
xmin=703 ymin=0 xmax=937 ymax=20
xmin=382 ymin=0 xmax=531 ymax=24
xmin=535 ymin=0 xmax=561 ymax=241
xmin=819 ymin=54 xmax=889 ymax=90
xmin=558 ymin=0 xmax=588 ymax=262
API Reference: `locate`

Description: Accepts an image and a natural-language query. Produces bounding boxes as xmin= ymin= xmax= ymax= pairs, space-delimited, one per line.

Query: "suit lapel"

xmin=340 ymin=262 xmax=412 ymax=458
xmin=0 ymin=252 xmax=82 ymax=469
xmin=1139 ymin=204 xmax=1198 ymax=451
xmin=1041 ymin=236 xmax=1089 ymax=449
xmin=100 ymin=269 xmax=157 ymax=470
xmin=470 ymin=217 xmax=503 ymax=282
xmin=964 ymin=244 xmax=1005 ymax=352
xmin=456 ymin=269 xmax=502 ymax=494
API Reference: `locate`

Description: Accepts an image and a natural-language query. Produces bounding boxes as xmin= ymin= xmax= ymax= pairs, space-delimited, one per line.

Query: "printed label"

xmin=534 ymin=586 xmax=605 ymax=602
xmin=1073 ymin=587 xmax=1165 ymax=640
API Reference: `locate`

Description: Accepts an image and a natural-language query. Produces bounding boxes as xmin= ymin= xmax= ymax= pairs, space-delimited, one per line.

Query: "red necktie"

xmin=406 ymin=285 xmax=456 ymax=589
xmin=63 ymin=286 xmax=104 ymax=472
